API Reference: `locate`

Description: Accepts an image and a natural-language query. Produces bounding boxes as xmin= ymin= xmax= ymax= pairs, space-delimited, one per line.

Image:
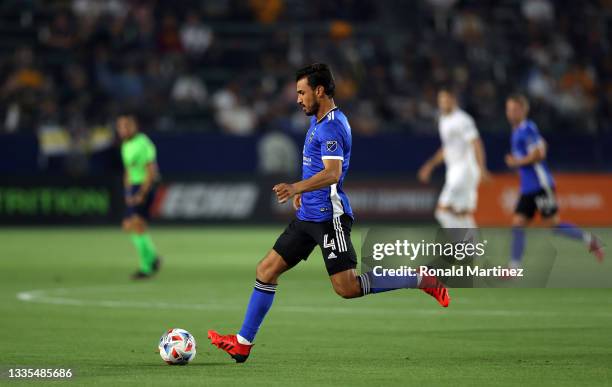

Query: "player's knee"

xmin=256 ymin=254 xmax=285 ymax=283
xmin=542 ymin=214 xmax=560 ymax=227
xmin=333 ymin=283 xmax=360 ymax=299
xmin=256 ymin=264 xmax=280 ymax=283
xmin=435 ymin=207 xmax=448 ymax=216
xmin=512 ymin=215 xmax=528 ymax=227
xmin=435 ymin=207 xmax=454 ymax=218
xmin=435 ymin=207 xmax=459 ymax=227
xmin=334 ymin=287 xmax=354 ymax=299
xmin=255 ymin=261 xmax=271 ymax=282
xmin=121 ymin=219 xmax=132 ymax=232
xmin=132 ymin=217 xmax=147 ymax=233
xmin=331 ymin=277 xmax=360 ymax=299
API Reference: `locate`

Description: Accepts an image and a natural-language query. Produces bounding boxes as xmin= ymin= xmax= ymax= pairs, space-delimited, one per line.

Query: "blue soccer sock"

xmin=357 ymin=271 xmax=419 ymax=296
xmin=554 ymin=222 xmax=589 ymax=243
xmin=511 ymin=226 xmax=525 ymax=267
xmin=237 ymin=279 xmax=276 ymax=344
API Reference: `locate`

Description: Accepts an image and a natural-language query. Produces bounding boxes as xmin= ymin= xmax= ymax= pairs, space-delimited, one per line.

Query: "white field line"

xmin=15 ymin=287 xmax=612 ymax=318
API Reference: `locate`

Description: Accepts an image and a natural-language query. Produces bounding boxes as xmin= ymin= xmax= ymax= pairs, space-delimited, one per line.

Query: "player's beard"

xmin=304 ymin=101 xmax=319 ymax=116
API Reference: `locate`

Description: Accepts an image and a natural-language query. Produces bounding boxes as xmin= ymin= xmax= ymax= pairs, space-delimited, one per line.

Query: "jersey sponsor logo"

xmin=326 ymin=141 xmax=337 ymax=152
xmin=327 ymin=252 xmax=337 ymax=259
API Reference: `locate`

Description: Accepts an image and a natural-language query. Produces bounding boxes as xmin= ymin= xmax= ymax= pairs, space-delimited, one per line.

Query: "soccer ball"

xmin=158 ymin=328 xmax=197 ymax=365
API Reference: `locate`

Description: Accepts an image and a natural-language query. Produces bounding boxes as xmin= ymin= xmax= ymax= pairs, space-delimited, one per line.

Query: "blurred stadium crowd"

xmin=0 ymin=0 xmax=610 ymax=139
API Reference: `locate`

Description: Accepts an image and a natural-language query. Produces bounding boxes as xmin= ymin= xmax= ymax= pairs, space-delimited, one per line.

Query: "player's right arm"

xmin=121 ymin=144 xmax=130 ymax=203
xmin=123 ymin=168 xmax=132 ymax=205
xmin=505 ymin=127 xmax=547 ymax=168
xmin=274 ymin=159 xmax=341 ymax=204
xmin=132 ymin=162 xmax=158 ymax=205
xmin=418 ymin=147 xmax=444 ymax=183
xmin=505 ymin=142 xmax=546 ymax=168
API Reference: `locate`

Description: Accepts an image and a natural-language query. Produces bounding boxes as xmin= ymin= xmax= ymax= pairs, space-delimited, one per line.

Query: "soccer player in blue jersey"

xmin=504 ymin=94 xmax=604 ymax=270
xmin=208 ymin=63 xmax=450 ymax=363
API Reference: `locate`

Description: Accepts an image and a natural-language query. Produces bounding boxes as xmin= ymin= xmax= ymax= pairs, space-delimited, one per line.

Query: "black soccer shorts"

xmin=272 ymin=214 xmax=357 ymax=276
xmin=515 ymin=188 xmax=559 ymax=219
xmin=124 ymin=184 xmax=157 ymax=221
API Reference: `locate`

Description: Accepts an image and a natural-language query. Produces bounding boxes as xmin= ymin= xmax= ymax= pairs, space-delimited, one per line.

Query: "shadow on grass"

xmin=140 ymin=362 xmax=234 ymax=368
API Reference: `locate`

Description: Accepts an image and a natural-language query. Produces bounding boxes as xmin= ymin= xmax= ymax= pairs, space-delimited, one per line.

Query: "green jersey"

xmin=121 ymin=133 xmax=157 ymax=185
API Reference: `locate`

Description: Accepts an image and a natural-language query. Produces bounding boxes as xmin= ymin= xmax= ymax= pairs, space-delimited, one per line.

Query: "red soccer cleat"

xmin=589 ymin=235 xmax=605 ymax=263
xmin=207 ymin=330 xmax=252 ymax=363
xmin=419 ymin=273 xmax=450 ymax=307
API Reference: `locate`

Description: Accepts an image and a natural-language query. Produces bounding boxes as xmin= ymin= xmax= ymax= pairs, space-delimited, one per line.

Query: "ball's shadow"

xmin=132 ymin=362 xmax=235 ymax=368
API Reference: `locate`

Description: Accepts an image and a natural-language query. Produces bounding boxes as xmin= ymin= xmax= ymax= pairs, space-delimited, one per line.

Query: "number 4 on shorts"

xmin=323 ymin=234 xmax=336 ymax=251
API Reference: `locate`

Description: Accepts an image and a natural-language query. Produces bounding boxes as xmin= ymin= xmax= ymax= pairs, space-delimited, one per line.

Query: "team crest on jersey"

xmin=326 ymin=141 xmax=337 ymax=152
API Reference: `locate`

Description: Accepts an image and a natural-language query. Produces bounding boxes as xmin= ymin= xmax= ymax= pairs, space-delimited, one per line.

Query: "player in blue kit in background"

xmin=207 ymin=63 xmax=450 ymax=363
xmin=504 ymin=94 xmax=604 ymax=270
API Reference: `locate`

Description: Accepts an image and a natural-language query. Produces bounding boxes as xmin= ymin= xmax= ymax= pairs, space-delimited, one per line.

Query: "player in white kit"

xmin=418 ymin=88 xmax=490 ymax=228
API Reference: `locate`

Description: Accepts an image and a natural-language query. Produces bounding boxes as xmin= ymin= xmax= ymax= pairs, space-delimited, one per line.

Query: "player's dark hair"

xmin=507 ymin=93 xmax=530 ymax=111
xmin=116 ymin=110 xmax=141 ymax=133
xmin=296 ymin=63 xmax=335 ymax=97
xmin=438 ymin=85 xmax=457 ymax=96
xmin=117 ymin=110 xmax=140 ymax=122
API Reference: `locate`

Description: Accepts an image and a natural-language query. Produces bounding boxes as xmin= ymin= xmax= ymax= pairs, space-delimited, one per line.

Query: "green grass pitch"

xmin=1 ymin=226 xmax=611 ymax=386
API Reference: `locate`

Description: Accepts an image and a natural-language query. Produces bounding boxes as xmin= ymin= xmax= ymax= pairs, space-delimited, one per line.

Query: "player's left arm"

xmin=273 ymin=159 xmax=341 ymax=204
xmin=472 ymin=138 xmax=492 ymax=181
xmin=461 ymin=116 xmax=491 ymax=181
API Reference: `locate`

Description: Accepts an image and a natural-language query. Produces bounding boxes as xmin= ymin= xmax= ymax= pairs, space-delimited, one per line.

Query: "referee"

xmin=116 ymin=113 xmax=162 ymax=279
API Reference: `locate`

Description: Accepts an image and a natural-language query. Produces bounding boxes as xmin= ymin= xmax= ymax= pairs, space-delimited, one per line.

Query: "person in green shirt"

xmin=117 ymin=113 xmax=162 ymax=279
